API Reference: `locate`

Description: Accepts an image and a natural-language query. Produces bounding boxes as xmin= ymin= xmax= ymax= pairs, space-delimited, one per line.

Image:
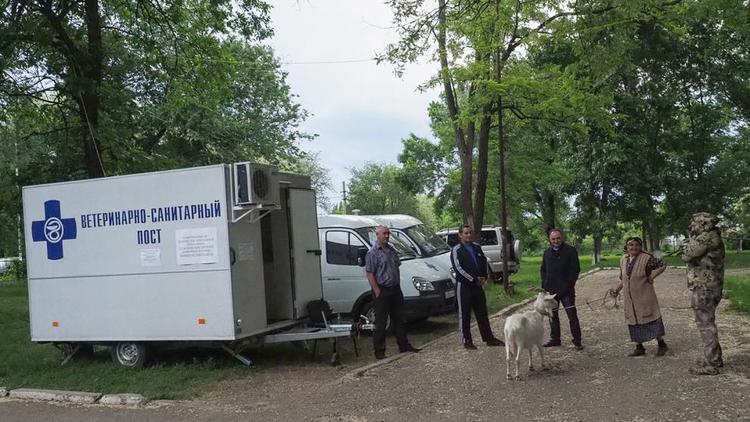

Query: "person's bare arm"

xmin=367 ymin=272 xmax=381 ymax=298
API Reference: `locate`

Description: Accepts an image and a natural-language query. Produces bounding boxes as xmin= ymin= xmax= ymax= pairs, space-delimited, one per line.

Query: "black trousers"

xmin=457 ymin=282 xmax=494 ymax=343
xmin=549 ymin=292 xmax=582 ymax=344
xmin=373 ymin=286 xmax=409 ymax=354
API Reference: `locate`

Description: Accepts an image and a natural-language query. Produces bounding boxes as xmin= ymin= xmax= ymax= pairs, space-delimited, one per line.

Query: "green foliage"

xmin=347 ymin=163 xmax=417 ymax=215
xmin=1 ymin=1 xmax=317 ymax=257
xmin=397 ymin=134 xmax=450 ymax=196
xmin=381 ymin=0 xmax=750 ymax=254
xmin=278 ymin=152 xmax=333 ymax=211
xmin=1 ymin=1 xmax=310 ymax=179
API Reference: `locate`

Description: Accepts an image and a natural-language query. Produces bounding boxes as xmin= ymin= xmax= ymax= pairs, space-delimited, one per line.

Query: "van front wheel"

xmin=360 ymin=300 xmax=393 ymax=333
xmin=111 ymin=342 xmax=148 ymax=368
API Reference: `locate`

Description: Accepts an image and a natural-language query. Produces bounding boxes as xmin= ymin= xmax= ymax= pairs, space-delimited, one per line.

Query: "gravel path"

xmin=2 ymin=269 xmax=749 ymax=421
xmin=169 ymin=268 xmax=750 ymax=421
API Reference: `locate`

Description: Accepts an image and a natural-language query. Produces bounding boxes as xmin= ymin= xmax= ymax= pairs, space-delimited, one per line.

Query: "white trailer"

xmin=22 ymin=163 xmax=357 ymax=367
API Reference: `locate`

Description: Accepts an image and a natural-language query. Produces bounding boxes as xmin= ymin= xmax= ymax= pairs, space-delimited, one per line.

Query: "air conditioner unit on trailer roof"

xmin=233 ymin=162 xmax=280 ymax=207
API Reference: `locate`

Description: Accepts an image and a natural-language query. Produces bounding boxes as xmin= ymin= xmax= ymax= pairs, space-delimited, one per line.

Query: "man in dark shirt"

xmin=540 ymin=228 xmax=583 ymax=350
xmin=451 ymin=225 xmax=504 ymax=349
xmin=365 ymin=225 xmax=420 ymax=359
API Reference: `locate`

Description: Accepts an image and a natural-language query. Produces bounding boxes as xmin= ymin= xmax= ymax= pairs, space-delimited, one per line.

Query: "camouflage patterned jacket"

xmin=681 ymin=230 xmax=725 ymax=290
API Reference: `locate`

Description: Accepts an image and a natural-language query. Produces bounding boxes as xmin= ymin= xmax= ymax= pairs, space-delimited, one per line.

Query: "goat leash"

xmin=554 ymin=290 xmax=620 ymax=312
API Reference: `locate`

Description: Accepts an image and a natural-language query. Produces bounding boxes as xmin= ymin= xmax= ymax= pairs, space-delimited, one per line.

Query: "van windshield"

xmin=404 ymin=225 xmax=450 ymax=257
xmin=355 ymin=227 xmax=417 ymax=260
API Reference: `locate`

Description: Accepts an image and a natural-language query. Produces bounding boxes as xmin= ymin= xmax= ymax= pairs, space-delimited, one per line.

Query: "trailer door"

xmin=287 ymin=189 xmax=323 ymax=319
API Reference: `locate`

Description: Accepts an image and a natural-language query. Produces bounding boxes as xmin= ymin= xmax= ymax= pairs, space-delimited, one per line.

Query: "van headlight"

xmin=412 ymin=276 xmax=435 ymax=291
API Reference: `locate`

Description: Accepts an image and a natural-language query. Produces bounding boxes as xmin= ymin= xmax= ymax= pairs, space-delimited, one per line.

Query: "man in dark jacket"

xmin=540 ymin=228 xmax=583 ymax=350
xmin=451 ymin=225 xmax=504 ymax=350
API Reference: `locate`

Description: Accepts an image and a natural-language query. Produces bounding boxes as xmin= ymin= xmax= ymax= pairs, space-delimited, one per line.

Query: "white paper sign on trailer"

xmin=22 ymin=164 xmax=324 ymax=349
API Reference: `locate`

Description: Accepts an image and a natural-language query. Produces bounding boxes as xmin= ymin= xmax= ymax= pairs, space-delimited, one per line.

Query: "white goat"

xmin=504 ymin=292 xmax=558 ymax=380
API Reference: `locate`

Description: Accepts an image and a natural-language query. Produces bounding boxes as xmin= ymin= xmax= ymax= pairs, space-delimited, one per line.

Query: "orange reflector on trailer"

xmin=52 ymin=321 xmax=59 ymax=327
xmin=198 ymin=318 xmax=206 ymax=325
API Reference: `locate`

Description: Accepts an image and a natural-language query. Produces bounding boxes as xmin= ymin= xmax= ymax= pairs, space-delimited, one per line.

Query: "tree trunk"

xmin=644 ymin=196 xmax=661 ymax=256
xmin=648 ymin=222 xmax=661 ymax=257
xmin=438 ymin=0 xmax=474 ymax=228
xmin=533 ymin=186 xmax=557 ymax=234
xmin=82 ymin=0 xmax=104 ymax=178
xmin=592 ymin=235 xmax=602 ymax=266
xmin=543 ymin=189 xmax=557 ymax=232
xmin=473 ymin=106 xmax=492 ymax=234
xmin=40 ymin=1 xmax=105 ymax=177
xmin=459 ymin=139 xmax=474 ymax=229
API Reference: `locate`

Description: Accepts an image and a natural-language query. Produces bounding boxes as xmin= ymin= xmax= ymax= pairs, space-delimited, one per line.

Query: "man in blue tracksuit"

xmin=450 ymin=224 xmax=504 ymax=349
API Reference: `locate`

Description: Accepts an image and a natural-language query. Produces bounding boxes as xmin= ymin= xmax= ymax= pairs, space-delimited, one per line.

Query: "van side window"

xmin=326 ymin=231 xmax=365 ymax=266
xmin=480 ymin=230 xmax=498 ymax=246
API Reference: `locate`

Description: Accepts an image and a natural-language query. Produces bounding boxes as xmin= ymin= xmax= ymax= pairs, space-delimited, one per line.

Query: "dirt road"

xmin=2 ymin=268 xmax=749 ymax=421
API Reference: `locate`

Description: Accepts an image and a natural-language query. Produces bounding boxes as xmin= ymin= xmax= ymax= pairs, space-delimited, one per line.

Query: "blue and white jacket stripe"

xmin=450 ymin=242 xmax=489 ymax=284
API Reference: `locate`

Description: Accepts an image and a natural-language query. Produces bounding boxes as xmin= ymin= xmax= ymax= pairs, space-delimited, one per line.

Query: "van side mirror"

xmin=356 ymin=247 xmax=368 ymax=267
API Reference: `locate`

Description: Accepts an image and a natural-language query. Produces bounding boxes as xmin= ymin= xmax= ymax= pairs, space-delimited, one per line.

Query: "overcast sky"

xmin=268 ymin=0 xmax=440 ymax=208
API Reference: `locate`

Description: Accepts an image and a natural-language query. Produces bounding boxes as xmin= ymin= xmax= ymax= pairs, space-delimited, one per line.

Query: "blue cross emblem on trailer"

xmin=31 ymin=200 xmax=77 ymax=260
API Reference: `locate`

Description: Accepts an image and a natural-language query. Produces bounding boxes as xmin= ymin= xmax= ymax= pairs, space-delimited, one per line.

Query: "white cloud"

xmin=268 ymin=0 xmax=440 ymax=206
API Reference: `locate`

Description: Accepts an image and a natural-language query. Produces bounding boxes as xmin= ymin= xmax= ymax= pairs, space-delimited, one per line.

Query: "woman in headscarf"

xmin=610 ymin=237 xmax=668 ymax=357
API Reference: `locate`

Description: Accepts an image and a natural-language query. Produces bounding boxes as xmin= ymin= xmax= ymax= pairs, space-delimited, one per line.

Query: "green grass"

xmin=725 ymin=275 xmax=750 ymax=315
xmin=662 ymin=250 xmax=750 ymax=268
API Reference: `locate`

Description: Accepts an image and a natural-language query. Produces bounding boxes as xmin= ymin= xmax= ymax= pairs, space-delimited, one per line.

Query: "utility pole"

xmin=341 ymin=181 xmax=348 ymax=214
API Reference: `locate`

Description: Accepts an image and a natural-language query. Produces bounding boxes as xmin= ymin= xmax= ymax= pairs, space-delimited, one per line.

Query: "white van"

xmin=318 ymin=215 xmax=455 ymax=324
xmin=368 ymin=214 xmax=455 ymax=281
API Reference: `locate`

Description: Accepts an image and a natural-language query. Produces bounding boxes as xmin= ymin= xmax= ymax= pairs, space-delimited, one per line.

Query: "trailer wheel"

xmin=111 ymin=342 xmax=148 ymax=368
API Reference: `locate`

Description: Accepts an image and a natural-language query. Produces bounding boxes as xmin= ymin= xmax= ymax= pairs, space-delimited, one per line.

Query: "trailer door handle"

xmin=327 ymin=277 xmax=341 ymax=281
xmin=306 ymin=249 xmax=322 ymax=256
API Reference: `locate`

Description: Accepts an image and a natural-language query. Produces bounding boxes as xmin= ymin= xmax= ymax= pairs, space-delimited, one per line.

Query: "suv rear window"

xmin=479 ymin=230 xmax=498 ymax=246
xmin=445 ymin=233 xmax=459 ymax=247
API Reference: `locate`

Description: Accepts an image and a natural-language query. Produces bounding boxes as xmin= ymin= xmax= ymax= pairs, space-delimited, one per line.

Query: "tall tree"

xmin=0 ymin=1 xmax=308 ymax=181
xmin=347 ymin=163 xmax=418 ymax=216
xmin=383 ymin=0 xmax=578 ymax=239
